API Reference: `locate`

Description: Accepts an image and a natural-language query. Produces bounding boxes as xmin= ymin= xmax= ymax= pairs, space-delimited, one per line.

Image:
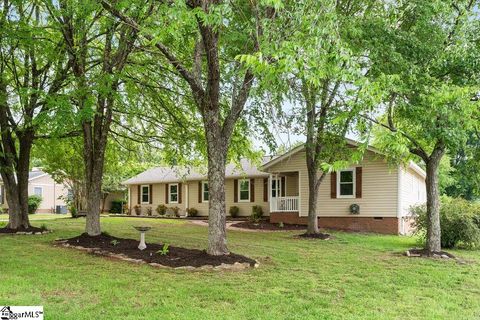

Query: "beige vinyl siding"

xmin=129 ymin=183 xmax=187 ymax=215
xmin=102 ymin=191 xmax=125 ymax=212
xmin=400 ymin=167 xmax=426 ymax=217
xmin=262 ymin=150 xmax=309 ymax=215
xmin=187 ymin=178 xmax=269 ymax=217
xmin=316 ymin=151 xmax=398 ymax=217
xmin=285 ymin=174 xmax=299 ymax=196
xmin=28 ymin=174 xmax=69 ymax=212
xmin=264 ymin=150 xmax=399 ymax=217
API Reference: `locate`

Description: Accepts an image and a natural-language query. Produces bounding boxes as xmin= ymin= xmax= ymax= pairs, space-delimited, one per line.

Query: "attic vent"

xmin=373 ymin=217 xmax=383 ymax=220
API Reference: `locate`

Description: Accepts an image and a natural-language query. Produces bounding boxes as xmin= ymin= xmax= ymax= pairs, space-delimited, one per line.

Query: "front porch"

xmin=268 ymin=171 xmax=300 ymax=213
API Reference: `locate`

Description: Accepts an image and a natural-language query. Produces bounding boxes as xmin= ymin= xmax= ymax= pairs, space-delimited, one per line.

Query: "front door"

xmin=271 ymin=177 xmax=281 ymax=199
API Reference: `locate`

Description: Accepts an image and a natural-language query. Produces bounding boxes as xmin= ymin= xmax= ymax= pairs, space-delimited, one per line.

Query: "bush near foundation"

xmin=229 ymin=206 xmax=239 ymax=218
xmin=412 ymin=196 xmax=480 ymax=249
xmin=28 ymin=195 xmax=42 ymax=214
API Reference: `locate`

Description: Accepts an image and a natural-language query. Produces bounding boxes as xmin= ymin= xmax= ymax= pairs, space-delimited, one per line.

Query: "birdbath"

xmin=133 ymin=226 xmax=151 ymax=250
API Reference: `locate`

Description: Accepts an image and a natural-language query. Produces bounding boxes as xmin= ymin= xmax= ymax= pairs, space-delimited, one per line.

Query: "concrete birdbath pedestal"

xmin=133 ymin=226 xmax=151 ymax=250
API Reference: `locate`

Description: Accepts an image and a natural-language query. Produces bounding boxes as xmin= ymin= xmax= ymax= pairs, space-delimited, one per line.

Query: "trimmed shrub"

xmin=110 ymin=200 xmax=126 ymax=214
xmin=134 ymin=205 xmax=141 ymax=216
xmin=250 ymin=205 xmax=264 ymax=222
xmin=28 ymin=195 xmax=42 ymax=214
xmin=229 ymin=206 xmax=239 ymax=218
xmin=146 ymin=206 xmax=153 ymax=216
xmin=412 ymin=196 xmax=480 ymax=249
xmin=186 ymin=208 xmax=198 ymax=217
xmin=70 ymin=205 xmax=78 ymax=218
xmin=156 ymin=204 xmax=167 ymax=216
xmin=170 ymin=206 xmax=180 ymax=217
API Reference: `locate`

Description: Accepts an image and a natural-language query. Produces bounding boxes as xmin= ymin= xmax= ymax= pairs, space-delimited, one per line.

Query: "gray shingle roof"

xmin=29 ymin=170 xmax=46 ymax=180
xmin=0 ymin=170 xmax=47 ymax=182
xmin=123 ymin=158 xmax=270 ymax=185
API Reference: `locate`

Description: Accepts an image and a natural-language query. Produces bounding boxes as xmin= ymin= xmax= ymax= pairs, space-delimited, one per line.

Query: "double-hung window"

xmin=33 ymin=187 xmax=43 ymax=197
xmin=238 ymin=179 xmax=250 ymax=202
xmin=338 ymin=169 xmax=355 ymax=197
xmin=169 ymin=183 xmax=179 ymax=203
xmin=141 ymin=185 xmax=150 ymax=204
xmin=202 ymin=181 xmax=209 ymax=202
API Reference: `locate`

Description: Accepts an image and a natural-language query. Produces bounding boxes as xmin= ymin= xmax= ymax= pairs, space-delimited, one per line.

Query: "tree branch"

xmin=100 ymin=0 xmax=205 ymax=102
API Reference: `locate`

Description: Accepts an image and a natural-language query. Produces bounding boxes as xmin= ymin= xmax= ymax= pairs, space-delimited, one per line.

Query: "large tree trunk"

xmin=425 ymin=155 xmax=443 ymax=253
xmin=0 ymin=134 xmax=33 ymax=230
xmin=83 ymin=124 xmax=108 ymax=236
xmin=2 ymin=173 xmax=22 ymax=229
xmin=205 ymin=113 xmax=229 ymax=256
xmin=85 ymin=181 xmax=102 ymax=235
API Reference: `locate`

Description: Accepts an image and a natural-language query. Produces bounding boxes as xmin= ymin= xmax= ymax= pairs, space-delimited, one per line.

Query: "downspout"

xmin=397 ymin=166 xmax=404 ymax=235
xmin=185 ymin=183 xmax=189 ymax=216
xmin=268 ymin=173 xmax=272 ymax=213
xmin=298 ymin=170 xmax=301 ymax=217
xmin=128 ymin=186 xmax=131 ymax=215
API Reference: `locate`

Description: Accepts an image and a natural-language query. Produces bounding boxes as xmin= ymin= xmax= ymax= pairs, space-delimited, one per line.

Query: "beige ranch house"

xmin=123 ymin=141 xmax=426 ymax=234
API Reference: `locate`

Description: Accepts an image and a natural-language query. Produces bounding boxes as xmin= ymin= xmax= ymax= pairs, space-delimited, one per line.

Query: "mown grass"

xmin=0 ymin=216 xmax=479 ymax=319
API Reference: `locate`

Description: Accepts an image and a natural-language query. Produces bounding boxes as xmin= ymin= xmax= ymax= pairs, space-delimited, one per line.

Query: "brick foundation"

xmin=269 ymin=212 xmax=399 ymax=234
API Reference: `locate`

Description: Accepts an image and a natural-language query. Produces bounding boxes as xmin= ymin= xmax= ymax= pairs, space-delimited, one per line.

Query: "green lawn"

xmin=1 ymin=216 xmax=479 ymax=320
xmin=0 ymin=213 xmax=72 ymax=221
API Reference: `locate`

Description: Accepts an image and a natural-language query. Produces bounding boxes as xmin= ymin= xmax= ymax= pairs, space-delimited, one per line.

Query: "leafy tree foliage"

xmin=101 ymin=0 xmax=274 ymax=255
xmin=0 ymin=0 xmax=73 ymax=230
xmin=247 ymin=0 xmax=379 ymax=234
xmin=368 ymin=0 xmax=480 ymax=252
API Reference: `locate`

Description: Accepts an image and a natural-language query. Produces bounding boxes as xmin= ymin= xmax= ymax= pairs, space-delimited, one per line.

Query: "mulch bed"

xmin=405 ymin=248 xmax=456 ymax=259
xmin=231 ymin=221 xmax=306 ymax=231
xmin=58 ymin=233 xmax=257 ymax=269
xmin=298 ymin=232 xmax=331 ymax=240
xmin=0 ymin=225 xmax=48 ymax=234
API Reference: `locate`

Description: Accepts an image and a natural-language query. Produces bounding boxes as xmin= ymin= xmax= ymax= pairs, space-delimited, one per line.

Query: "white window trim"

xmin=201 ymin=181 xmax=209 ymax=203
xmin=169 ymin=183 xmax=179 ymax=204
xmin=337 ymin=168 xmax=356 ymax=198
xmin=141 ymin=184 xmax=150 ymax=204
xmin=33 ymin=186 xmax=43 ymax=197
xmin=238 ymin=179 xmax=250 ymax=202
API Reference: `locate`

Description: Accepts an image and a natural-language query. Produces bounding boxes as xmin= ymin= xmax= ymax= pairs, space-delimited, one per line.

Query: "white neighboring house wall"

xmin=0 ymin=170 xmax=71 ymax=214
xmin=398 ymin=164 xmax=427 ymax=234
xmin=27 ymin=172 xmax=70 ymax=213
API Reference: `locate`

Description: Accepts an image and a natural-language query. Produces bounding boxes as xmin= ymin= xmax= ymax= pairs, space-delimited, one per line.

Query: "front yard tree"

xmin=47 ymin=0 xmax=151 ymax=235
xmin=368 ymin=0 xmax=480 ymax=253
xmin=0 ymin=1 xmax=72 ymax=230
xmin=102 ymin=0 xmax=270 ymax=255
xmin=257 ymin=0 xmax=376 ymax=235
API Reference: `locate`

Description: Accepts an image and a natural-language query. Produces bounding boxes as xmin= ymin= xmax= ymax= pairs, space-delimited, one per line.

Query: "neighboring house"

xmin=123 ymin=140 xmax=426 ymax=234
xmin=0 ymin=168 xmax=70 ymax=213
xmin=0 ymin=169 xmax=125 ymax=214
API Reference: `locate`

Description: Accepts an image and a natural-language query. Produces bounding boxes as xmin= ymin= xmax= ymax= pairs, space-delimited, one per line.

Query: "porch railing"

xmin=271 ymin=196 xmax=299 ymax=212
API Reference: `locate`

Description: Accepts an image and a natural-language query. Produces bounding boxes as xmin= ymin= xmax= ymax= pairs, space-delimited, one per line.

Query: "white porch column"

xmin=185 ymin=183 xmax=189 ymax=215
xmin=268 ymin=173 xmax=272 ymax=212
xmin=298 ymin=170 xmax=301 ymax=214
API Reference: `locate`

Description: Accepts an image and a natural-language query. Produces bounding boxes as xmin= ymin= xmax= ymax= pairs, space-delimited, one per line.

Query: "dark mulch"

xmin=0 ymin=225 xmax=46 ymax=234
xmin=406 ymin=248 xmax=456 ymax=259
xmin=298 ymin=232 xmax=331 ymax=240
xmin=61 ymin=233 xmax=256 ymax=268
xmin=231 ymin=220 xmax=306 ymax=231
